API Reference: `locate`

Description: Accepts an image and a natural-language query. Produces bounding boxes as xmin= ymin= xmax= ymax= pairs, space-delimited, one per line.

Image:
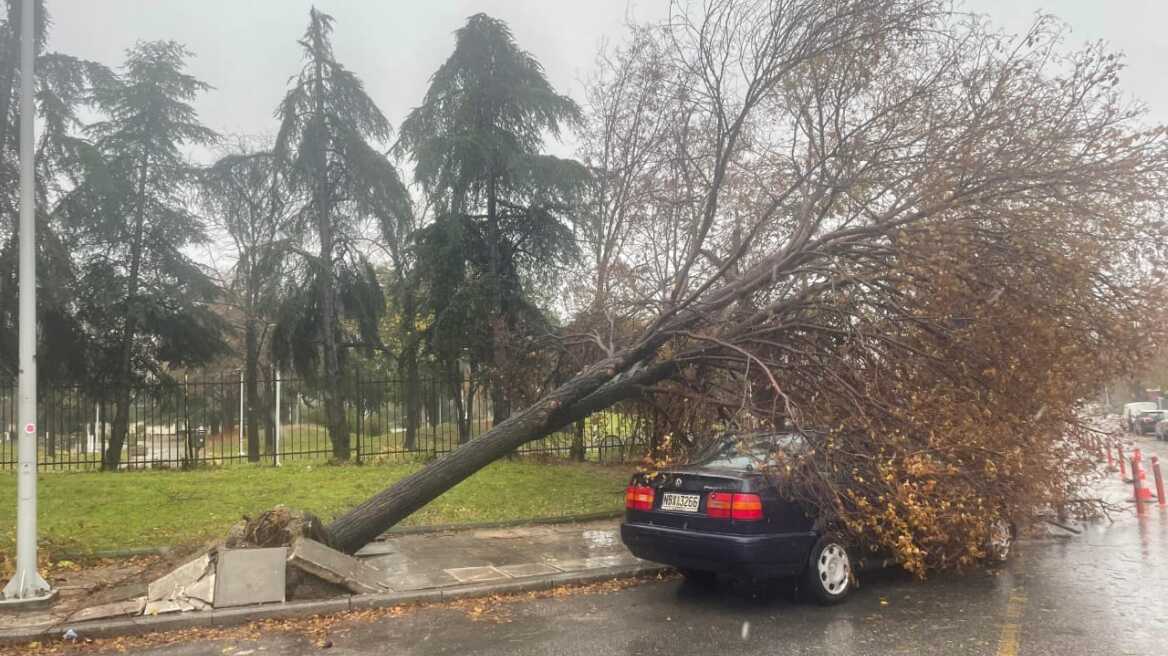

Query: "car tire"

xmin=678 ymin=568 xmax=718 ymax=588
xmin=800 ymin=536 xmax=853 ymax=605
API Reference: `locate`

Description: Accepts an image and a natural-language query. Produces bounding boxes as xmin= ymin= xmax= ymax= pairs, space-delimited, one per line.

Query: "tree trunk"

xmin=104 ymin=153 xmax=150 ymax=470
xmin=570 ymin=418 xmax=586 ymax=462
xmin=105 ymin=390 xmax=130 ymax=470
xmin=325 ymin=356 xmax=676 ymax=553
xmin=311 ymin=42 xmax=349 ymax=461
xmin=485 ymin=174 xmax=511 ymax=427
xmin=263 ymin=376 xmax=276 ymax=455
xmin=245 ymin=318 xmax=261 ymax=462
xmin=424 ymin=381 xmax=439 ymax=429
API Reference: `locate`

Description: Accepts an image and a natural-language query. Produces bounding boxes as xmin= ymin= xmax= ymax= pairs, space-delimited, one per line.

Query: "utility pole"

xmin=1 ymin=0 xmax=55 ymax=606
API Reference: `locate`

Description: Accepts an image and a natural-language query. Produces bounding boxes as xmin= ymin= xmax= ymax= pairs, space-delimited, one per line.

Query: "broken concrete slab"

xmin=183 ymin=572 xmax=215 ymax=606
xmin=286 ymin=569 xmax=352 ymax=601
xmin=213 ymin=547 xmax=287 ymax=608
xmin=67 ymin=597 xmax=146 ymax=623
xmin=147 ymin=554 xmax=213 ymax=603
xmin=143 ymin=598 xmax=205 ymax=616
xmin=288 ymin=538 xmax=389 ymax=595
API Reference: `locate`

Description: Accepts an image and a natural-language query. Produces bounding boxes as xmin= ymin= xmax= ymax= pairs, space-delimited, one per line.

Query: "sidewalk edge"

xmin=0 ymin=562 xmax=668 ymax=645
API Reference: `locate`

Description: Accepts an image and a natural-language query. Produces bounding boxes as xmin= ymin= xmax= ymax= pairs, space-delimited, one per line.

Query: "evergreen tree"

xmin=0 ymin=0 xmax=112 ymax=382
xmin=273 ymin=8 xmax=409 ymax=460
xmin=63 ymin=41 xmax=226 ymax=469
xmin=398 ymin=13 xmax=587 ymax=433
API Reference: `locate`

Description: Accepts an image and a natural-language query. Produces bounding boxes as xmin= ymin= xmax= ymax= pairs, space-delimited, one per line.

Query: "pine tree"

xmin=65 ymin=41 xmax=226 ymax=469
xmin=398 ymin=13 xmax=587 ymax=433
xmin=0 ymin=0 xmax=112 ymax=382
xmin=273 ymin=8 xmax=409 ymax=461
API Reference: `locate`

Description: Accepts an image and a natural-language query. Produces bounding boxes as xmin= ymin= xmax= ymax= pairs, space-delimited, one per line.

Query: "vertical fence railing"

xmin=0 ymin=374 xmax=654 ymax=471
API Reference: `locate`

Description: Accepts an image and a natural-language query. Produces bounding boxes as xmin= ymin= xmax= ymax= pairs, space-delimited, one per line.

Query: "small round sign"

xmin=24 ymin=423 xmax=35 ymax=434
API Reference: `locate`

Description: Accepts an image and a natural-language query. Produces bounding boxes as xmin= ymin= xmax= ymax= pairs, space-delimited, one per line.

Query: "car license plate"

xmin=660 ymin=492 xmax=700 ymax=513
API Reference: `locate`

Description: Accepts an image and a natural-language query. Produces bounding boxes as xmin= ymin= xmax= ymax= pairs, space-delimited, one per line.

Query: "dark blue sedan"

xmin=621 ymin=431 xmax=856 ymax=604
xmin=622 ymin=431 xmax=1016 ymax=604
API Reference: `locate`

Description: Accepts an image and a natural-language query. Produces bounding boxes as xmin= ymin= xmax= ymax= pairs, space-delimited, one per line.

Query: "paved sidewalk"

xmin=358 ymin=519 xmax=637 ymax=590
xmin=0 ymin=518 xmax=660 ymax=644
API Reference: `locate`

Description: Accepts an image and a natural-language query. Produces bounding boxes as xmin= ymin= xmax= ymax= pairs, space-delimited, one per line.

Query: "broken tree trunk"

xmin=325 ymin=357 xmax=676 ymax=553
xmin=323 ymin=231 xmax=821 ymax=553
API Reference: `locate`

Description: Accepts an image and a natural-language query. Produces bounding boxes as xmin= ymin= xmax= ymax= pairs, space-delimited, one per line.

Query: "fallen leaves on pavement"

xmin=2 ymin=573 xmax=671 ymax=655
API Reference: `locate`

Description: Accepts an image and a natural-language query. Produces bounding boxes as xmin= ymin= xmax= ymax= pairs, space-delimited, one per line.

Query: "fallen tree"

xmin=322 ymin=0 xmax=1168 ymax=570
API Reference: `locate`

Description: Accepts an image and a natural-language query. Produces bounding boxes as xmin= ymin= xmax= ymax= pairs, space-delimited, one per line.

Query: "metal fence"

xmin=0 ymin=375 xmax=654 ymax=471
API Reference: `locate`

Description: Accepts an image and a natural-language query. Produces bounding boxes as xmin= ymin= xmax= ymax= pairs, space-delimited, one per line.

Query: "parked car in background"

xmin=620 ymin=431 xmax=1012 ymax=605
xmin=1134 ymin=410 xmax=1166 ymax=435
xmin=1123 ymin=402 xmax=1159 ymax=432
xmin=1156 ymin=417 xmax=1168 ymax=441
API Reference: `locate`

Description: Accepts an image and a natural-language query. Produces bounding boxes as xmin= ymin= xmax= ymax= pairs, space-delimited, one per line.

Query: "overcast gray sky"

xmin=46 ymin=0 xmax=1168 ymax=161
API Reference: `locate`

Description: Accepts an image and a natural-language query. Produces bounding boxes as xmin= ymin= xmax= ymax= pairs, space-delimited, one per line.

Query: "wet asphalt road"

xmin=87 ymin=436 xmax=1168 ymax=656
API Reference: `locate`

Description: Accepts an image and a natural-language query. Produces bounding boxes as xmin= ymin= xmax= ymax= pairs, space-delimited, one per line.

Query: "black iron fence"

xmin=0 ymin=375 xmax=654 ymax=471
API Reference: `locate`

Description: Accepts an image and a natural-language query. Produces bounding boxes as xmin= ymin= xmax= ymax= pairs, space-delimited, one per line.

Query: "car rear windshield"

xmin=691 ymin=433 xmax=809 ymax=471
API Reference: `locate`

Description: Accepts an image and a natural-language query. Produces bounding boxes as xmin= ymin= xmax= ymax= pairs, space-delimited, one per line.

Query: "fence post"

xmin=355 ymin=371 xmax=363 ymax=464
xmin=237 ymin=369 xmax=244 ymax=458
xmin=274 ymin=368 xmax=281 ymax=467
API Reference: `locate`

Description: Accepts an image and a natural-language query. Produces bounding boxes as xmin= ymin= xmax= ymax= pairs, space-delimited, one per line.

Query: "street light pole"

xmin=1 ymin=0 xmax=55 ymax=606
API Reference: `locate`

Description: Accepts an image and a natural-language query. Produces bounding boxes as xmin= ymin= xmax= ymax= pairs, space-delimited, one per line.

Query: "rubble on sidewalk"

xmin=213 ymin=547 xmax=288 ymax=608
xmin=145 ymin=553 xmax=216 ymax=613
xmin=287 ymin=538 xmax=391 ymax=595
xmin=67 ymin=597 xmax=146 ymax=623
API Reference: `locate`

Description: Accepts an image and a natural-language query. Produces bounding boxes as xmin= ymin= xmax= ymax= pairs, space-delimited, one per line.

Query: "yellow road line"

xmin=995 ymin=589 xmax=1027 ymax=656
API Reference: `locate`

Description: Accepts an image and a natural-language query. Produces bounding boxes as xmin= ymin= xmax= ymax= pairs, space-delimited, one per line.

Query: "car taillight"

xmin=707 ymin=492 xmax=733 ymax=518
xmin=625 ymin=485 xmax=654 ymax=511
xmin=731 ymin=493 xmax=764 ymax=521
xmin=700 ymin=490 xmax=728 ymax=515
xmin=707 ymin=492 xmax=763 ymax=521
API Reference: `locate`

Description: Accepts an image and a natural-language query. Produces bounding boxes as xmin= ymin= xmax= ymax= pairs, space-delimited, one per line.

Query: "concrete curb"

xmin=59 ymin=511 xmax=624 ymax=561
xmin=0 ymin=562 xmax=669 ymax=645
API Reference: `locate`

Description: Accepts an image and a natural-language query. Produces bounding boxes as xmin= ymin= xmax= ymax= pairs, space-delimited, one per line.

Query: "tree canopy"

xmin=271 ymin=7 xmax=410 ymax=460
xmin=399 ymin=13 xmax=588 ymax=428
xmin=62 ymin=40 xmax=226 ymax=468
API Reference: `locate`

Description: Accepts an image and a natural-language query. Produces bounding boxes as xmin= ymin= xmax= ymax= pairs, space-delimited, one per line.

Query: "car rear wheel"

xmin=801 ymin=537 xmax=853 ymax=605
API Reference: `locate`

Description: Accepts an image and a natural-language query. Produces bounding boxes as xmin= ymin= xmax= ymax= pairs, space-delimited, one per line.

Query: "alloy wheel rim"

xmin=817 ymin=543 xmax=850 ymax=595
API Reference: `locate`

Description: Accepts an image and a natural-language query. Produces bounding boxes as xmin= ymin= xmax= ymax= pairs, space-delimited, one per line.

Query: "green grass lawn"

xmin=0 ymin=461 xmax=632 ymax=558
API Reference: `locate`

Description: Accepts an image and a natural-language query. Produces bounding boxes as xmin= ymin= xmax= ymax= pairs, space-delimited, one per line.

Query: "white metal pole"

xmin=274 ymin=368 xmax=281 ymax=466
xmin=95 ymin=402 xmax=101 ymax=455
xmin=238 ymin=370 xmax=244 ymax=456
xmin=2 ymin=0 xmax=54 ymax=605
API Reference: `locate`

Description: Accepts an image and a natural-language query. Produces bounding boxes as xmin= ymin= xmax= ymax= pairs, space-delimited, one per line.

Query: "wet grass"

xmin=0 ymin=460 xmax=632 ymax=559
